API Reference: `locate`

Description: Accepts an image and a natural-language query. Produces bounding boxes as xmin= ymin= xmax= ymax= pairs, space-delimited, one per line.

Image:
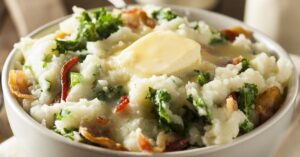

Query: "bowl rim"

xmin=1 ymin=5 xmax=299 ymax=156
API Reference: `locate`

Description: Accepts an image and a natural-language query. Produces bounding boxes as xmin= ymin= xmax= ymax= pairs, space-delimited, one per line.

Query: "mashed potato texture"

xmin=11 ymin=5 xmax=292 ymax=152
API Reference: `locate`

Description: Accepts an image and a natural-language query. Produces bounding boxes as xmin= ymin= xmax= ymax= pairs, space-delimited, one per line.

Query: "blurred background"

xmin=0 ymin=0 xmax=300 ymax=147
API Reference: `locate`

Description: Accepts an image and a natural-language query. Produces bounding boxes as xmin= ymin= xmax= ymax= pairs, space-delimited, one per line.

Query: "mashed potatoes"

xmin=9 ymin=5 xmax=292 ymax=152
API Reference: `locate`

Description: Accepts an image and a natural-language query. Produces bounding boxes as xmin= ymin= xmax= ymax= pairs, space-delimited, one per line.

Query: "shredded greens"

xmin=152 ymin=9 xmax=177 ymax=21
xmin=146 ymin=87 xmax=184 ymax=135
xmin=42 ymin=54 xmax=53 ymax=68
xmin=53 ymin=126 xmax=76 ymax=141
xmin=96 ymin=85 xmax=124 ymax=101
xmin=237 ymin=83 xmax=258 ymax=134
xmin=194 ymin=70 xmax=211 ymax=86
xmin=69 ymin=72 xmax=82 ymax=88
xmin=56 ymin=8 xmax=122 ymax=54
xmin=187 ymin=95 xmax=211 ymax=123
xmin=239 ymin=118 xmax=254 ymax=134
xmin=210 ymin=30 xmax=227 ymax=45
xmin=239 ymin=58 xmax=250 ymax=73
xmin=56 ymin=109 xmax=72 ymax=121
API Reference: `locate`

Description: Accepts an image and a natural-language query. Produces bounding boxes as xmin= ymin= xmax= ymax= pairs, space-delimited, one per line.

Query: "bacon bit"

xmin=79 ymin=127 xmax=127 ymax=151
xmin=114 ymin=96 xmax=129 ymax=113
xmin=255 ymin=86 xmax=283 ymax=123
xmin=138 ymin=132 xmax=154 ymax=152
xmin=230 ymin=56 xmax=243 ymax=65
xmin=60 ymin=57 xmax=78 ymax=101
xmin=221 ymin=26 xmax=253 ymax=42
xmin=55 ymin=32 xmax=68 ymax=39
xmin=139 ymin=11 xmax=156 ymax=28
xmin=96 ymin=116 xmax=110 ymax=126
xmin=225 ymin=93 xmax=238 ymax=112
xmin=122 ymin=8 xmax=156 ymax=29
xmin=165 ymin=138 xmax=189 ymax=152
xmin=8 ymin=70 xmax=34 ymax=100
xmin=122 ymin=12 xmax=140 ymax=29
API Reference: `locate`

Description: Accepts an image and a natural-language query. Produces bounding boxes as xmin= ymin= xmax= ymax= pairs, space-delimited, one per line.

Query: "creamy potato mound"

xmin=10 ymin=5 xmax=292 ymax=152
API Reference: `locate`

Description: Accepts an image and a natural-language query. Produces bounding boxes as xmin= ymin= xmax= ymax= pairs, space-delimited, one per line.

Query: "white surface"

xmin=0 ymin=137 xmax=26 ymax=157
xmin=1 ymin=54 xmax=299 ymax=157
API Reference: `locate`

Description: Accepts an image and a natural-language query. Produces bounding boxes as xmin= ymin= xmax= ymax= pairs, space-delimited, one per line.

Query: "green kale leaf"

xmin=56 ymin=109 xmax=71 ymax=121
xmin=96 ymin=85 xmax=124 ymax=101
xmin=69 ymin=72 xmax=82 ymax=88
xmin=146 ymin=87 xmax=184 ymax=134
xmin=187 ymin=95 xmax=211 ymax=123
xmin=194 ymin=70 xmax=211 ymax=86
xmin=237 ymin=83 xmax=258 ymax=134
xmin=239 ymin=58 xmax=250 ymax=74
xmin=152 ymin=9 xmax=178 ymax=21
xmin=238 ymin=83 xmax=258 ymax=118
xmin=239 ymin=118 xmax=254 ymax=135
xmin=56 ymin=8 xmax=122 ymax=54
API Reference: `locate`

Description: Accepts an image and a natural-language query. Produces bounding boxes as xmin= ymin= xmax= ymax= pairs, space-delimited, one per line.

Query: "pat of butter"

xmin=117 ymin=31 xmax=201 ymax=76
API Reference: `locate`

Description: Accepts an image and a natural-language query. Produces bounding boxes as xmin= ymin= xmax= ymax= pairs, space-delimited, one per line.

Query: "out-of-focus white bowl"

xmin=1 ymin=5 xmax=298 ymax=157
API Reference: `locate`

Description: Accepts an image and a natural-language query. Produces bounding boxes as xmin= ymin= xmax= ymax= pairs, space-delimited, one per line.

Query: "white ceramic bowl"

xmin=1 ymin=5 xmax=298 ymax=157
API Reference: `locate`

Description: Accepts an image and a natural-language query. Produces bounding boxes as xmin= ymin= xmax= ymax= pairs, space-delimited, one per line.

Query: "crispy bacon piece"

xmin=138 ymin=132 xmax=154 ymax=152
xmin=221 ymin=26 xmax=253 ymax=42
xmin=225 ymin=93 xmax=238 ymax=112
xmin=165 ymin=138 xmax=189 ymax=152
xmin=60 ymin=57 xmax=78 ymax=101
xmin=96 ymin=116 xmax=110 ymax=126
xmin=114 ymin=96 xmax=129 ymax=113
xmin=138 ymin=132 xmax=181 ymax=153
xmin=255 ymin=86 xmax=283 ymax=123
xmin=122 ymin=8 xmax=156 ymax=29
xmin=79 ymin=127 xmax=127 ymax=151
xmin=8 ymin=70 xmax=34 ymax=100
xmin=139 ymin=11 xmax=156 ymax=28
xmin=229 ymin=56 xmax=243 ymax=65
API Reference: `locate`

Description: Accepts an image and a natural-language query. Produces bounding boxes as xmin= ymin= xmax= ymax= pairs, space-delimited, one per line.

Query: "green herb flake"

xmin=146 ymin=87 xmax=184 ymax=134
xmin=97 ymin=85 xmax=124 ymax=101
xmin=190 ymin=22 xmax=199 ymax=30
xmin=42 ymin=54 xmax=53 ymax=68
xmin=194 ymin=70 xmax=211 ymax=86
xmin=55 ymin=8 xmax=122 ymax=54
xmin=239 ymin=58 xmax=250 ymax=74
xmin=56 ymin=109 xmax=72 ymax=121
xmin=152 ymin=9 xmax=178 ymax=21
xmin=187 ymin=95 xmax=211 ymax=123
xmin=239 ymin=118 xmax=254 ymax=134
xmin=69 ymin=72 xmax=82 ymax=88
xmin=209 ymin=30 xmax=227 ymax=45
xmin=45 ymin=79 xmax=52 ymax=92
xmin=238 ymin=83 xmax=258 ymax=118
xmin=52 ymin=126 xmax=75 ymax=141
xmin=237 ymin=83 xmax=258 ymax=134
xmin=22 ymin=65 xmax=35 ymax=77
xmin=23 ymin=65 xmax=32 ymax=70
